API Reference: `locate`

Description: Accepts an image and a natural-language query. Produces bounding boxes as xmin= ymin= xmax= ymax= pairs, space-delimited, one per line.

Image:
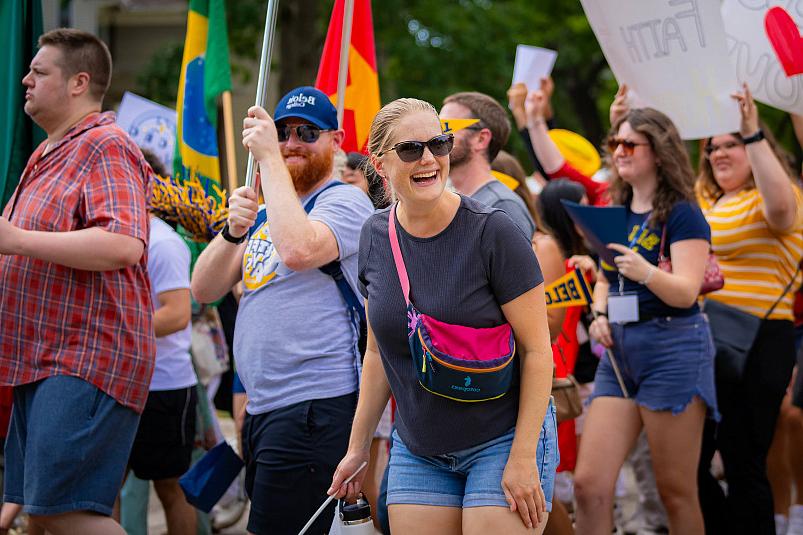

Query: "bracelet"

xmin=593 ymin=310 xmax=607 ymax=318
xmin=221 ymin=223 xmax=247 ymax=244
xmin=741 ymin=129 xmax=765 ymax=145
xmin=639 ymin=266 xmax=656 ymax=285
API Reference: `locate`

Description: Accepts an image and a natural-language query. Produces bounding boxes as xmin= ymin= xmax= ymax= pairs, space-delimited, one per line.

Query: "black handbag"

xmin=705 ymin=266 xmax=800 ymax=384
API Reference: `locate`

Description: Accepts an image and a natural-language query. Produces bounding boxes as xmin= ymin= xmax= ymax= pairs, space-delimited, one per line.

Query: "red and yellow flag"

xmin=315 ymin=0 xmax=380 ymax=153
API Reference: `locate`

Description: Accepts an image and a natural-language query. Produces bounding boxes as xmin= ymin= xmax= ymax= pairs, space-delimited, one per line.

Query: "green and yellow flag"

xmin=174 ymin=0 xmax=232 ymax=189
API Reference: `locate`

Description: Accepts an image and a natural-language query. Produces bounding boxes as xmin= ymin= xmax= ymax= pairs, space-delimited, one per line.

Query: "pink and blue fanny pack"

xmin=388 ymin=204 xmax=517 ymax=402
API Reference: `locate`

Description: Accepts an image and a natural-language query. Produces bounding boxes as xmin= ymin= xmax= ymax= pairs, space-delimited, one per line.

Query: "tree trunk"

xmin=278 ymin=0 xmax=325 ymax=95
xmin=565 ymin=60 xmax=609 ymax=146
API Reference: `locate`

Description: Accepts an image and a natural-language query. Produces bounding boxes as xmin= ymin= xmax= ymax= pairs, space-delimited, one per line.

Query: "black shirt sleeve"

xmin=482 ymin=210 xmax=544 ymax=305
xmin=357 ymin=216 xmax=375 ymax=298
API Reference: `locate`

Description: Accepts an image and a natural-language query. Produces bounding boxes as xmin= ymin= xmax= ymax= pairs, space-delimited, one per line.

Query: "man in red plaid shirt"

xmin=0 ymin=29 xmax=154 ymax=535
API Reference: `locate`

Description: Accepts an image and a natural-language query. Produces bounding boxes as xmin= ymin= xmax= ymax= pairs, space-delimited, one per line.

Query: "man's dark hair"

xmin=346 ymin=152 xmax=368 ymax=171
xmin=443 ymin=92 xmax=511 ymax=162
xmin=38 ymin=28 xmax=112 ymax=101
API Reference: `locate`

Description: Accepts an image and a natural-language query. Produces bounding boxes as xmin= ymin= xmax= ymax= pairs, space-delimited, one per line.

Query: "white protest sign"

xmin=116 ymin=92 xmax=177 ymax=173
xmin=512 ymin=45 xmax=558 ymax=91
xmin=722 ymin=1 xmax=803 ymax=115
xmin=579 ymin=0 xmax=741 ymax=139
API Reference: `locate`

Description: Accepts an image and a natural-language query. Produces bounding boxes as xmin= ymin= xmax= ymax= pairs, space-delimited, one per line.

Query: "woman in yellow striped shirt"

xmin=696 ymin=83 xmax=802 ymax=535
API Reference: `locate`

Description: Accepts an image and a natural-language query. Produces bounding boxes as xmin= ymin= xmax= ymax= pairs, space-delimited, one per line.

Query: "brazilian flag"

xmin=174 ymin=0 xmax=232 ymax=189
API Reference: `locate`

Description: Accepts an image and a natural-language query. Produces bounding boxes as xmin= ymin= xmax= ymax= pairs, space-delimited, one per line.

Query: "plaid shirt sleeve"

xmin=79 ymin=138 xmax=150 ymax=242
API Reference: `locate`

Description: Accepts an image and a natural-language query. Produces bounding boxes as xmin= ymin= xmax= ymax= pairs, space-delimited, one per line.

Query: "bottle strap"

xmin=387 ymin=204 xmax=411 ymax=305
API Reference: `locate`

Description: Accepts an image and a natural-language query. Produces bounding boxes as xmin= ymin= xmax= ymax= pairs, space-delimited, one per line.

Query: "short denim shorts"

xmin=386 ymin=399 xmax=559 ymax=511
xmin=4 ymin=375 xmax=140 ymax=516
xmin=591 ymin=313 xmax=720 ymax=419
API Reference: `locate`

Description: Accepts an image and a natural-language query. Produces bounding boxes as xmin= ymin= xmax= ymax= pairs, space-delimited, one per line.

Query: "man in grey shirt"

xmin=191 ymin=86 xmax=373 ymax=535
xmin=440 ymin=92 xmax=536 ymax=238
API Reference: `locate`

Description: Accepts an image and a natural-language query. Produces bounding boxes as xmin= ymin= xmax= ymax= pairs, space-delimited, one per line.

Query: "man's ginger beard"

xmin=283 ymin=146 xmax=334 ymax=195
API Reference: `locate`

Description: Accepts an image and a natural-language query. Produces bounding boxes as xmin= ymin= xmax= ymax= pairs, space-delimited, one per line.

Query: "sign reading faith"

xmin=722 ymin=1 xmax=803 ymax=115
xmin=580 ymin=0 xmax=741 ymax=139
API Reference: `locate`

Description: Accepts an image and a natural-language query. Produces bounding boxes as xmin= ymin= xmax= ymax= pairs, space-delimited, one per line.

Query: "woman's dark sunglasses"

xmin=276 ymin=124 xmax=332 ymax=143
xmin=607 ymin=137 xmax=650 ymax=156
xmin=378 ymin=133 xmax=454 ymax=162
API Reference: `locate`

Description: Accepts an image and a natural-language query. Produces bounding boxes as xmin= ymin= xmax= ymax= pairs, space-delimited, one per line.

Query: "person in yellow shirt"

xmin=696 ymin=83 xmax=803 ymax=535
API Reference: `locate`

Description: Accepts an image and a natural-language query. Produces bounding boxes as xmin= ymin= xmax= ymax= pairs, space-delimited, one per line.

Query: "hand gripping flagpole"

xmin=244 ymin=0 xmax=280 ymax=190
xmin=335 ymin=0 xmax=356 ymax=128
xmin=589 ymin=309 xmax=630 ymax=398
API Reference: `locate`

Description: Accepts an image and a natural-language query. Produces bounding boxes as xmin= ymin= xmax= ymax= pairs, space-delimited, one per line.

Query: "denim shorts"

xmin=4 ymin=375 xmax=140 ymax=516
xmin=591 ymin=313 xmax=720 ymax=419
xmin=387 ymin=399 xmax=558 ymax=511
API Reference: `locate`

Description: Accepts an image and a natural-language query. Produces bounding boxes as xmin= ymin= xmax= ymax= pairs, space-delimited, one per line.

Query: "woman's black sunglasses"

xmin=378 ymin=133 xmax=454 ymax=162
xmin=276 ymin=124 xmax=333 ymax=143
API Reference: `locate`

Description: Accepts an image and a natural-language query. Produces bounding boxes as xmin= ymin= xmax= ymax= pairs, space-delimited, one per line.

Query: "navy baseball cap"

xmin=273 ymin=86 xmax=338 ymax=130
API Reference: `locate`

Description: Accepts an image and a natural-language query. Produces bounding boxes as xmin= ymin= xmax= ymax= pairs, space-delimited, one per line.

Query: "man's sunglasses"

xmin=378 ymin=133 xmax=454 ymax=162
xmin=607 ymin=137 xmax=650 ymax=156
xmin=276 ymin=124 xmax=332 ymax=143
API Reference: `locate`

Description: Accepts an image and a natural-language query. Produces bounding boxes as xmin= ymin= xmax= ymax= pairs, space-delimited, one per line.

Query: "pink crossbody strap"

xmin=388 ymin=204 xmax=411 ymax=305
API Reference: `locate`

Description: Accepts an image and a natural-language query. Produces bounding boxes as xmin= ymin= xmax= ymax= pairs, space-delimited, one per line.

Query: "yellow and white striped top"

xmin=698 ymin=187 xmax=803 ymax=320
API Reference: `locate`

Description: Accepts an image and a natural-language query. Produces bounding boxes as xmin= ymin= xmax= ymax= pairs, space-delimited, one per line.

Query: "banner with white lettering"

xmin=580 ymin=0 xmax=741 ymax=139
xmin=722 ymin=1 xmax=803 ymax=115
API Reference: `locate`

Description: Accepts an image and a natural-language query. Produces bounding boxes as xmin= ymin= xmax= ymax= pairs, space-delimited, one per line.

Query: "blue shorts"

xmin=387 ymin=399 xmax=558 ymax=511
xmin=4 ymin=376 xmax=140 ymax=516
xmin=591 ymin=313 xmax=720 ymax=419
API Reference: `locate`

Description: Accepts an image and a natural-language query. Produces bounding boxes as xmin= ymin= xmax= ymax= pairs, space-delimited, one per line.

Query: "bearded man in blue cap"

xmin=192 ymin=86 xmax=374 ymax=535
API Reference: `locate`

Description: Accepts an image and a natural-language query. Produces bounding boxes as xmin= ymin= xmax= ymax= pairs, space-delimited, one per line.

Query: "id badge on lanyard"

xmin=608 ymin=219 xmax=648 ymax=324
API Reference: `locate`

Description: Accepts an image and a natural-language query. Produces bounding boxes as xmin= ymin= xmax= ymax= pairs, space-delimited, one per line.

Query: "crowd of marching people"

xmin=2 ymin=25 xmax=803 ymax=535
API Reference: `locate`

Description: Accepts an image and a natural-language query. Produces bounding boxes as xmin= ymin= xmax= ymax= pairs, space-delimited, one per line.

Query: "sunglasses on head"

xmin=276 ymin=124 xmax=332 ymax=143
xmin=378 ymin=133 xmax=454 ymax=163
xmin=607 ymin=137 xmax=650 ymax=156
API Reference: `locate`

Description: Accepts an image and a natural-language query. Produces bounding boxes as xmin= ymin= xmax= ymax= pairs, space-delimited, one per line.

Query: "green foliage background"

xmin=137 ymin=0 xmax=801 ymax=171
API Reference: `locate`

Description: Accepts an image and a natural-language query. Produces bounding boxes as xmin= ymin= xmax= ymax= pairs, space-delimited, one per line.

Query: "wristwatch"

xmin=221 ymin=223 xmax=247 ymax=244
xmin=741 ymin=129 xmax=765 ymax=145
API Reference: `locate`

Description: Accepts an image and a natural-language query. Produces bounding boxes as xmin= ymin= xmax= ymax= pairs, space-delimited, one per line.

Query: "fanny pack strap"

xmin=388 ymin=203 xmax=412 ymax=306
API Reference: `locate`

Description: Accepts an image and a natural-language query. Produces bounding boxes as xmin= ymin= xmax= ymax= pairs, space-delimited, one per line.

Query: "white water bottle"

xmin=330 ymin=496 xmax=375 ymax=534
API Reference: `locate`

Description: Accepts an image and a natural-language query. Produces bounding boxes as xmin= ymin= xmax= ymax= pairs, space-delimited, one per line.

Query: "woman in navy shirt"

xmin=572 ymin=107 xmax=717 ymax=535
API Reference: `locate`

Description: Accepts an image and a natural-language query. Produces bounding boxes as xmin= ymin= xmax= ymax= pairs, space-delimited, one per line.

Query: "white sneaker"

xmin=777 ymin=514 xmax=789 ymax=535
xmin=787 ymin=505 xmax=803 ymax=535
xmin=210 ymin=497 xmax=248 ymax=531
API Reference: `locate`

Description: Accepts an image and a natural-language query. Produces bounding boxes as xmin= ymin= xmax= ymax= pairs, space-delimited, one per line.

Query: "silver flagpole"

xmin=245 ymin=0 xmax=280 ymax=190
xmin=335 ymin=0 xmax=356 ymax=127
xmin=589 ymin=309 xmax=630 ymax=398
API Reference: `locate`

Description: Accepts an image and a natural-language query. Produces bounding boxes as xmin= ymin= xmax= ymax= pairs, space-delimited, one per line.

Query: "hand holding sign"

xmin=731 ymin=82 xmax=760 ymax=137
xmin=609 ymin=84 xmax=631 ymax=126
xmin=525 ymin=90 xmax=549 ymax=125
